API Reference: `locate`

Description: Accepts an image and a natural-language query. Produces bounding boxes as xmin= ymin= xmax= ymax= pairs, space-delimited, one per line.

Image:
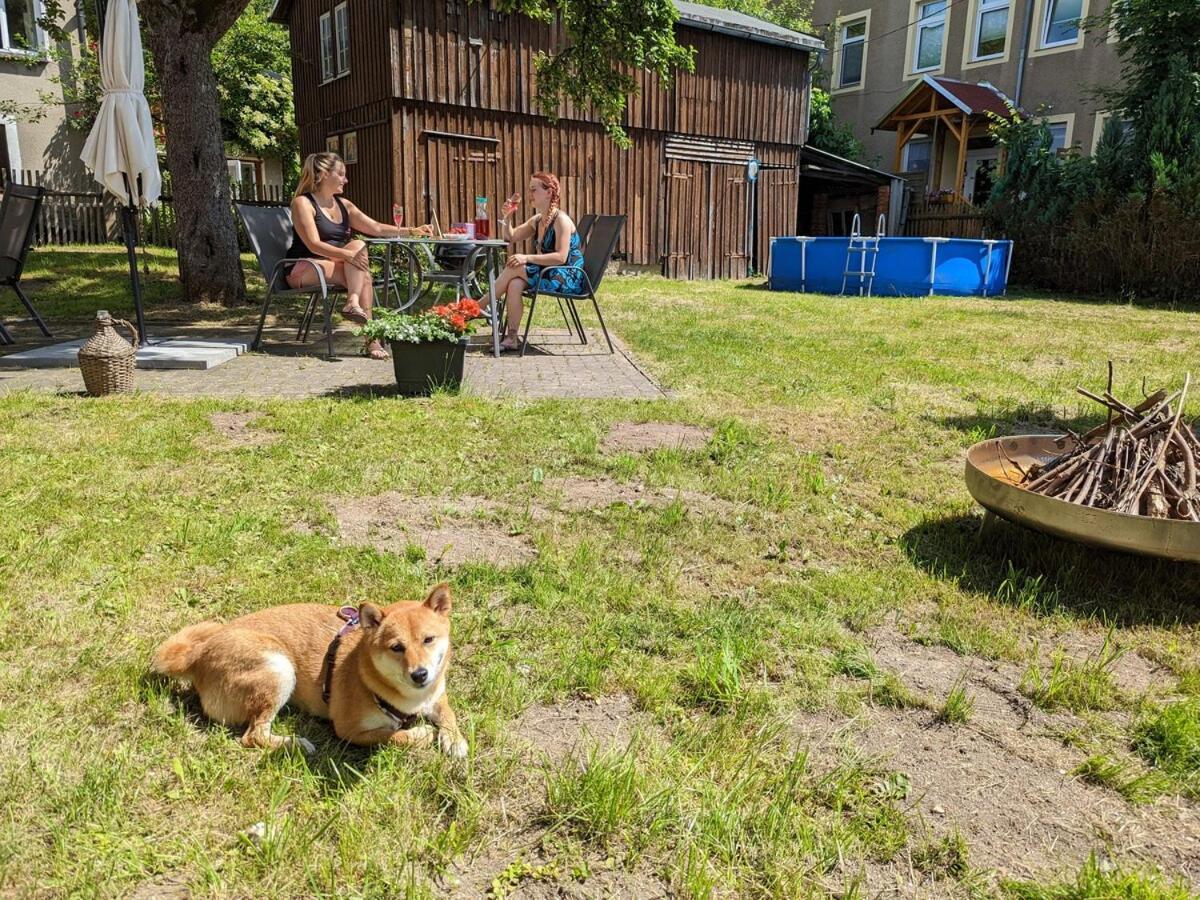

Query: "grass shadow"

xmin=900 ymin=512 xmax=1200 ymax=628
xmin=936 ymin=406 xmax=1109 ymax=442
xmin=146 ymin=672 xmax=403 ymax=799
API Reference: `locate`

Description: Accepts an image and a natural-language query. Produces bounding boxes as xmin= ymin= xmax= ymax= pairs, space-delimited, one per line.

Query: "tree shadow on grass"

xmin=900 ymin=512 xmax=1200 ymax=629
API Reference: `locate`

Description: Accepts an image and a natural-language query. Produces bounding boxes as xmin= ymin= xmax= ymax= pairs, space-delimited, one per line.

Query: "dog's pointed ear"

xmin=423 ymin=583 xmax=453 ymax=617
xmin=359 ymin=602 xmax=385 ymax=629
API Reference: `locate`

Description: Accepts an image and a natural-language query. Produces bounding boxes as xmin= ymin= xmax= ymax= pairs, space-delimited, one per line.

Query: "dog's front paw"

xmin=396 ymin=724 xmax=435 ymax=749
xmin=292 ymin=736 xmax=317 ymax=755
xmin=439 ymin=730 xmax=468 ymax=758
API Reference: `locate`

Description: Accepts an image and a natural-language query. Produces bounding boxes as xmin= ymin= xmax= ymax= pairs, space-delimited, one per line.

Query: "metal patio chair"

xmin=237 ymin=202 xmax=347 ymax=360
xmin=575 ymin=213 xmax=596 ymax=248
xmin=520 ymin=214 xmax=624 ymax=356
xmin=0 ymin=183 xmax=52 ymax=346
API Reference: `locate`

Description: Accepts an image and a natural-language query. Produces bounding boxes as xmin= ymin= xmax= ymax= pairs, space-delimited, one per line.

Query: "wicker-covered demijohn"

xmin=78 ymin=310 xmax=138 ymax=396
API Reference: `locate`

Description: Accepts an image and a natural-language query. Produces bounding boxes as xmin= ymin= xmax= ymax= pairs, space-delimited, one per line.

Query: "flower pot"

xmin=389 ymin=338 xmax=467 ymax=396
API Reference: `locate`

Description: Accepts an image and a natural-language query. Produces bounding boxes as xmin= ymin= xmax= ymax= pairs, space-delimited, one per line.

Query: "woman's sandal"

xmin=498 ymin=334 xmax=523 ymax=352
xmin=341 ymin=302 xmax=369 ymax=325
xmin=365 ymin=340 xmax=390 ymax=361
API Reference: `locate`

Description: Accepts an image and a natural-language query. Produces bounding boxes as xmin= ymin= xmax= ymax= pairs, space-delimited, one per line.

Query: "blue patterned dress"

xmin=525 ymin=216 xmax=586 ymax=295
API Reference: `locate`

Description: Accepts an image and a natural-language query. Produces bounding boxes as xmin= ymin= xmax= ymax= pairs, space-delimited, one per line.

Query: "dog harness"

xmin=321 ymin=606 xmax=419 ymax=730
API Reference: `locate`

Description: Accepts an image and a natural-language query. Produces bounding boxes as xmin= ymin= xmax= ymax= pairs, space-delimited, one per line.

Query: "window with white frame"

xmin=333 ymin=3 xmax=349 ymax=76
xmin=1042 ymin=0 xmax=1083 ymax=47
xmin=973 ymin=0 xmax=1010 ymax=58
xmin=903 ymin=139 xmax=932 ymax=173
xmin=226 ymin=158 xmax=260 ymax=197
xmin=319 ymin=4 xmax=349 ymax=83
xmin=913 ymin=1 xmax=948 ymax=72
xmin=1 ymin=0 xmax=44 ymax=54
xmin=0 ymin=116 xmax=19 ymax=174
xmin=838 ymin=18 xmax=867 ymax=88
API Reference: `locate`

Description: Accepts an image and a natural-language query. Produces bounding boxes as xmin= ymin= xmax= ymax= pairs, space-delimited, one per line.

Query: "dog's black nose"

xmin=411 ymin=667 xmax=429 ymax=686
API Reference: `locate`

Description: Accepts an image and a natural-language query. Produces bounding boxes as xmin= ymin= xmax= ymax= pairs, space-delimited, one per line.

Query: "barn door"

xmin=421 ymin=132 xmax=499 ymax=230
xmin=712 ymin=169 xmax=750 ymax=280
xmin=662 ymin=157 xmax=708 ymax=280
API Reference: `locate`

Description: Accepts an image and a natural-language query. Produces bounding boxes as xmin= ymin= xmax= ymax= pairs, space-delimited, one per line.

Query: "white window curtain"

xmin=914 ymin=0 xmax=947 ymax=71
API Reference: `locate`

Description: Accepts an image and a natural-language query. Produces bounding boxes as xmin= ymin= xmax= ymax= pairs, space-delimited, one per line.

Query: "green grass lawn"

xmin=2 ymin=247 xmax=1199 ymax=897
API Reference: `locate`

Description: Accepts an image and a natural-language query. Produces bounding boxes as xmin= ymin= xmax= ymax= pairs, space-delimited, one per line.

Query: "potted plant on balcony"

xmin=358 ymin=298 xmax=482 ymax=396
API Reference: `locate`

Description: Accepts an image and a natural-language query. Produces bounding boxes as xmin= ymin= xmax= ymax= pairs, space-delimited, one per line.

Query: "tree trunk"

xmin=143 ymin=2 xmax=248 ymax=305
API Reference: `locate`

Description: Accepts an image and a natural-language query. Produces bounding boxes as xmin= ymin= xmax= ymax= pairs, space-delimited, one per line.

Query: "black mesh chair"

xmin=520 ymin=214 xmax=623 ymax=356
xmin=575 ymin=213 xmax=597 ymax=248
xmin=237 ymin=202 xmax=347 ymax=360
xmin=0 ymin=183 xmax=52 ymax=346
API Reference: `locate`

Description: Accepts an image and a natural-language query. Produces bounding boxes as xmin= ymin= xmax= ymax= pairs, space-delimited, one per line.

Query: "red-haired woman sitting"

xmin=488 ymin=171 xmax=585 ymax=352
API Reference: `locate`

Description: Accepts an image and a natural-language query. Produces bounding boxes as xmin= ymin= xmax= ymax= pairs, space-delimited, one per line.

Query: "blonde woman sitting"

xmin=284 ymin=152 xmax=431 ymax=360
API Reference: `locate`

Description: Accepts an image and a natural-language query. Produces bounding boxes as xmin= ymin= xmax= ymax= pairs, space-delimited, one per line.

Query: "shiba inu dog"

xmin=151 ymin=584 xmax=467 ymax=757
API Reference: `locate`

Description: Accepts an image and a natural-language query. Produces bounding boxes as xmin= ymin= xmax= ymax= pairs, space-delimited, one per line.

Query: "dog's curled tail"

xmin=151 ymin=622 xmax=223 ymax=677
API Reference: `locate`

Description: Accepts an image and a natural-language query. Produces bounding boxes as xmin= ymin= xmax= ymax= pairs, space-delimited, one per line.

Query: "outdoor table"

xmin=364 ymin=236 xmax=509 ymax=358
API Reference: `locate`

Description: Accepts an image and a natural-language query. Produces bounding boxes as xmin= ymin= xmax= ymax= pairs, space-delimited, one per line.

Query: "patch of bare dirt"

xmin=1051 ymin=630 xmax=1176 ymax=698
xmin=541 ymin=476 xmax=732 ymax=516
xmin=126 ymin=876 xmax=190 ymax=900
xmin=330 ymin=492 xmax=535 ymax=568
xmin=804 ymin=629 xmax=1200 ymax=886
xmin=208 ymin=411 xmax=276 ymax=448
xmin=514 ymin=695 xmax=646 ymax=766
xmin=445 ymin=696 xmax=666 ymax=898
xmin=600 ymin=422 xmax=713 ymax=454
xmin=446 ymin=833 xmax=671 ymax=899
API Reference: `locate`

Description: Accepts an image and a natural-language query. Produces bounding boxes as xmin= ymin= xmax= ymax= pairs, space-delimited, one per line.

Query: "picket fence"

xmin=0 ymin=168 xmax=287 ymax=249
xmin=902 ymin=196 xmax=989 ymax=239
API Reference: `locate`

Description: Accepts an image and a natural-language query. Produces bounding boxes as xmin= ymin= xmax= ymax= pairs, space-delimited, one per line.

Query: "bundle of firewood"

xmin=1018 ymin=371 xmax=1200 ymax=521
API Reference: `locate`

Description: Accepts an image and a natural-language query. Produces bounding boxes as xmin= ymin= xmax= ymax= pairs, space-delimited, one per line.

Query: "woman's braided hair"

xmin=531 ymin=171 xmax=561 ymax=229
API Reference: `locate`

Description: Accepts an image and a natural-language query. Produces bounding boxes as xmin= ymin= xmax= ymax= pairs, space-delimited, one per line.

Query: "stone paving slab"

xmin=0 ymin=337 xmax=249 ymax=370
xmin=0 ymin=324 xmax=669 ymax=401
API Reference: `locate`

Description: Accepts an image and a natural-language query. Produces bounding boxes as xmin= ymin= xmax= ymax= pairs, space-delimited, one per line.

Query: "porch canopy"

xmin=875 ymin=76 xmax=1016 ymax=198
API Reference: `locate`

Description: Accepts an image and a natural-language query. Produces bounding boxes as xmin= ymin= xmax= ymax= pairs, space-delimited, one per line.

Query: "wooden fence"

xmin=903 ymin=196 xmax=989 ymax=239
xmin=0 ymin=168 xmax=288 ymax=249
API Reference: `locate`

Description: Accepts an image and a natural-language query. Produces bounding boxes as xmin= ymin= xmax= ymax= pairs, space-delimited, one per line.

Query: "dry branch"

xmin=1019 ymin=370 xmax=1200 ymax=521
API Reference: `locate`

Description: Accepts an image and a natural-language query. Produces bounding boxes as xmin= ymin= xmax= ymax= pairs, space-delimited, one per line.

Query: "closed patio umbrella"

xmin=80 ymin=0 xmax=161 ymax=345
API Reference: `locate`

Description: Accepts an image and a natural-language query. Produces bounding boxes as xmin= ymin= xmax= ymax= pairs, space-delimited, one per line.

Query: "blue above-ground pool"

xmin=768 ymin=236 xmax=1013 ymax=297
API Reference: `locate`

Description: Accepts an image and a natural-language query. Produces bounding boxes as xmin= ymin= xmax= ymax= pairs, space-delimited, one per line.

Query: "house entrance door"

xmin=964 ymin=148 xmax=1000 ymax=204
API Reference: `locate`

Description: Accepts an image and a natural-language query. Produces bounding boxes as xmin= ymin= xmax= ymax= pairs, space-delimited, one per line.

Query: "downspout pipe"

xmin=1013 ymin=0 xmax=1037 ymax=108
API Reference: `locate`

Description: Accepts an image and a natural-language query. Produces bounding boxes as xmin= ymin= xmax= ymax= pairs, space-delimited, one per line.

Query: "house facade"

xmin=269 ymin=0 xmax=824 ymax=279
xmin=0 ymin=0 xmax=93 ymax=185
xmin=813 ymin=0 xmax=1124 ymax=201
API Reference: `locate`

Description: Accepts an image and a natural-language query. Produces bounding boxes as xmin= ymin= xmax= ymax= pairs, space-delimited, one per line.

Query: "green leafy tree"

xmin=212 ymin=0 xmax=299 ymax=186
xmin=807 ymin=86 xmax=865 ymax=159
xmin=1094 ymin=0 xmax=1200 ymax=203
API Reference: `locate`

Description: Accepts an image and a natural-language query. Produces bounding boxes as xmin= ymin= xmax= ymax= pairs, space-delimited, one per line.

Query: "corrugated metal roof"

xmin=270 ymin=0 xmax=824 ymax=52
xmin=672 ymin=1 xmax=824 ymax=51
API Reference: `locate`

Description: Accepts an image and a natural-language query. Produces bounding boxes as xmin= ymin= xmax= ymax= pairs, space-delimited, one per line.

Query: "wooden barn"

xmin=268 ymin=0 xmax=822 ymax=280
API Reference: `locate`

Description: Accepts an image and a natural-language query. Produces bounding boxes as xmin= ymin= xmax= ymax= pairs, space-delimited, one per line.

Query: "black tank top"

xmin=286 ymin=193 xmax=351 ymax=261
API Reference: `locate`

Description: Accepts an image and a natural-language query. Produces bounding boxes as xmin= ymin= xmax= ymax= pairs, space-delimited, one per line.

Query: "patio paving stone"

xmin=0 ymin=324 xmax=669 ymax=401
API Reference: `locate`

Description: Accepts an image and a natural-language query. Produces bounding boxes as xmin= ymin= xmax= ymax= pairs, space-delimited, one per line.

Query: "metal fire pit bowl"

xmin=965 ymin=434 xmax=1200 ymax=563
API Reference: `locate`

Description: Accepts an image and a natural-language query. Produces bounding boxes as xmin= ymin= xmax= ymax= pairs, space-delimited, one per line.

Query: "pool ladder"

xmin=841 ymin=213 xmax=887 ymax=297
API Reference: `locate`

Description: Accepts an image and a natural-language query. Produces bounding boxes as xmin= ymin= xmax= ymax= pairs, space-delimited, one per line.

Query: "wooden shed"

xmin=268 ymin=0 xmax=823 ymax=279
